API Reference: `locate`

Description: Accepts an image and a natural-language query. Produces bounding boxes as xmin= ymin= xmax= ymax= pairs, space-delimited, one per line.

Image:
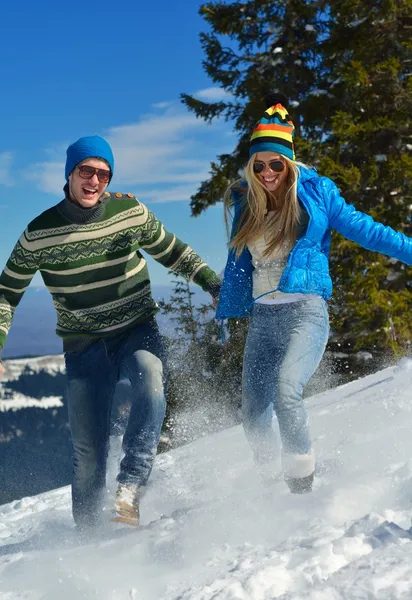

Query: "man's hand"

xmin=209 ymin=280 xmax=221 ymax=310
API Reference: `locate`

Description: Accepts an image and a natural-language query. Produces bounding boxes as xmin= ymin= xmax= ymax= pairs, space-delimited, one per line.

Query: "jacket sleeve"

xmin=0 ymin=233 xmax=39 ymax=359
xmin=137 ymin=201 xmax=221 ymax=298
xmin=321 ymin=177 xmax=412 ymax=265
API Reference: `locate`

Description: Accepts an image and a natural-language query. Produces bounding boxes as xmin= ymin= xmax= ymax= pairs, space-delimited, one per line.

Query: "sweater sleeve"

xmin=137 ymin=202 xmax=221 ymax=298
xmin=322 ymin=178 xmax=412 ymax=265
xmin=0 ymin=232 xmax=39 ymax=359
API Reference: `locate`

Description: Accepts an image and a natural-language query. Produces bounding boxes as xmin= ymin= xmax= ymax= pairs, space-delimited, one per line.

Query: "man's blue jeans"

xmin=65 ymin=319 xmax=166 ymax=527
xmin=242 ymin=298 xmax=329 ymax=475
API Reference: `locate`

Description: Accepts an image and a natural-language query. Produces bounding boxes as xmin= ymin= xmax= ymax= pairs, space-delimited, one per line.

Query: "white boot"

xmin=282 ymin=451 xmax=315 ymax=494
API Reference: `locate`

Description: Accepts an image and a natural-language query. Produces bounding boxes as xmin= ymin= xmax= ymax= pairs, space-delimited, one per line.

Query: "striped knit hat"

xmin=250 ymin=93 xmax=295 ymax=160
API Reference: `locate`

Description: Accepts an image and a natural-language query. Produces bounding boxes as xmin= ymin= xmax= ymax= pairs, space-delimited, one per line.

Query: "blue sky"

xmin=0 ymin=0 xmax=234 ymax=285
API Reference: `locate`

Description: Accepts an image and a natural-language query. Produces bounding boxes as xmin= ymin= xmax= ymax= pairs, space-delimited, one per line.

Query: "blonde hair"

xmin=224 ymin=155 xmax=309 ymax=258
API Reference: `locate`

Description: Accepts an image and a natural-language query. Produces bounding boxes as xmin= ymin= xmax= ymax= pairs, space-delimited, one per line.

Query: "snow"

xmin=308 ymin=89 xmax=329 ymax=97
xmin=0 ymin=393 xmax=63 ymax=412
xmin=0 ymin=354 xmax=65 ymax=411
xmin=354 ymin=351 xmax=373 ymax=362
xmin=348 ymin=17 xmax=368 ymax=28
xmin=1 ymin=359 xmax=412 ymax=599
xmin=1 ymin=354 xmax=65 ymax=381
xmin=271 ymin=59 xmax=283 ymax=67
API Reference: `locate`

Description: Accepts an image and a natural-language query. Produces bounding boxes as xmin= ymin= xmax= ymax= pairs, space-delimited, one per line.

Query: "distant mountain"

xmin=2 ymin=288 xmax=61 ymax=359
xmin=0 ymin=354 xmax=138 ymax=505
xmin=0 ymin=355 xmax=69 ymax=504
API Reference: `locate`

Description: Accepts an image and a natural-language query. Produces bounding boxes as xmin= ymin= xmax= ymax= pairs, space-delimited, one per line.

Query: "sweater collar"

xmin=57 ymin=185 xmax=110 ymax=224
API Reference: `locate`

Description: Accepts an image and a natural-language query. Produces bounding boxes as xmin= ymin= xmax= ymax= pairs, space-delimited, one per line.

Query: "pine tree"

xmin=319 ymin=0 xmax=412 ymax=353
xmin=181 ymin=0 xmax=325 ymax=215
xmin=157 ymin=272 xmax=209 ymax=349
xmin=182 ymin=0 xmax=412 ymax=357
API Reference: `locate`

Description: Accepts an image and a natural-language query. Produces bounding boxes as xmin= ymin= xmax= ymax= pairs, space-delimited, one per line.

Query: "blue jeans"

xmin=65 ymin=319 xmax=166 ymax=527
xmin=242 ymin=298 xmax=329 ymax=469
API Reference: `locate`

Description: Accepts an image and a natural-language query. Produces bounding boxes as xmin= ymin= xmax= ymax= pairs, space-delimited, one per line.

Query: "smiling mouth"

xmin=262 ymin=176 xmax=278 ymax=184
xmin=82 ymin=187 xmax=98 ymax=197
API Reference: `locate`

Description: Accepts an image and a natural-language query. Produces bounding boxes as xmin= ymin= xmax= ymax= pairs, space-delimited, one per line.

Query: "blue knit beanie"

xmin=65 ymin=135 xmax=114 ymax=181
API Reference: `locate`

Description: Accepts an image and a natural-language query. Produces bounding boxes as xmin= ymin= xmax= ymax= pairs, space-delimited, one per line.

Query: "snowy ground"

xmin=1 ymin=359 xmax=412 ymax=599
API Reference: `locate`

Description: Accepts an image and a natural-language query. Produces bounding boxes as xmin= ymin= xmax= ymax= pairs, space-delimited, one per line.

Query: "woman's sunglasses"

xmin=77 ymin=165 xmax=111 ymax=183
xmin=253 ymin=160 xmax=285 ymax=174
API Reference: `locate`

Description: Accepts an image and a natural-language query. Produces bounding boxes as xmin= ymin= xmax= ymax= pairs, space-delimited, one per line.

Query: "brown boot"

xmin=112 ymin=483 xmax=140 ymax=526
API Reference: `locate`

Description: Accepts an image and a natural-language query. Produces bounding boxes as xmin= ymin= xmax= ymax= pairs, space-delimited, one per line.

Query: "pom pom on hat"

xmin=250 ymin=92 xmax=295 ymax=160
xmin=65 ymin=135 xmax=114 ymax=181
xmin=264 ymin=92 xmax=289 ymax=110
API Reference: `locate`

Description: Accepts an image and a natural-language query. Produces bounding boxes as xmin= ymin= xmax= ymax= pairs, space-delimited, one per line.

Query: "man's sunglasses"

xmin=77 ymin=165 xmax=111 ymax=183
xmin=253 ymin=160 xmax=285 ymax=174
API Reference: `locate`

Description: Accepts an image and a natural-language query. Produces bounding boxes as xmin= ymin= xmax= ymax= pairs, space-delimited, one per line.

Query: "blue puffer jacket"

xmin=216 ymin=167 xmax=412 ymax=319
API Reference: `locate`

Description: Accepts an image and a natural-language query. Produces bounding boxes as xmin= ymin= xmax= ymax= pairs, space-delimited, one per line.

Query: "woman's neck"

xmin=266 ymin=181 xmax=287 ymax=211
xmin=266 ymin=192 xmax=282 ymax=212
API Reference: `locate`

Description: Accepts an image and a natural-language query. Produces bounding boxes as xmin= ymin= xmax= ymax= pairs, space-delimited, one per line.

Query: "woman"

xmin=216 ymin=93 xmax=412 ymax=493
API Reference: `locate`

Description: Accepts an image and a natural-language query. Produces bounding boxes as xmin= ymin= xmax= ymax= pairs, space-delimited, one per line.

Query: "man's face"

xmin=68 ymin=158 xmax=111 ymax=208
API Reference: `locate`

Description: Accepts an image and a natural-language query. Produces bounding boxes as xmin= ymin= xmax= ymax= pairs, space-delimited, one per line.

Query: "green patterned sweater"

xmin=0 ymin=191 xmax=221 ymax=357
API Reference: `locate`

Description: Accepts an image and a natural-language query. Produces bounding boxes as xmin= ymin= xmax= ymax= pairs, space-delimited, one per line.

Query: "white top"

xmin=247 ymin=212 xmax=318 ymax=304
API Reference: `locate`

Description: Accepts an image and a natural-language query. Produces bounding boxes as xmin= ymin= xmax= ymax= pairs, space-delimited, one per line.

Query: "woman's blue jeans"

xmin=242 ymin=298 xmax=329 ymax=473
xmin=64 ymin=319 xmax=166 ymax=527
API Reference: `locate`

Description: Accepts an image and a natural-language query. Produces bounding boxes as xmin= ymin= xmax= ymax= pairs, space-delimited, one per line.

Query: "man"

xmin=0 ymin=135 xmax=221 ymax=529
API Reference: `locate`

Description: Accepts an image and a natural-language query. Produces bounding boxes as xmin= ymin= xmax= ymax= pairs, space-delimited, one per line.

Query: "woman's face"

xmin=253 ymin=152 xmax=289 ymax=194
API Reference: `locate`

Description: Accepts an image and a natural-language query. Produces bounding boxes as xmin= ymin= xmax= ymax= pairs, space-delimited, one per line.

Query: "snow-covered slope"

xmin=1 ymin=360 xmax=412 ymax=599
